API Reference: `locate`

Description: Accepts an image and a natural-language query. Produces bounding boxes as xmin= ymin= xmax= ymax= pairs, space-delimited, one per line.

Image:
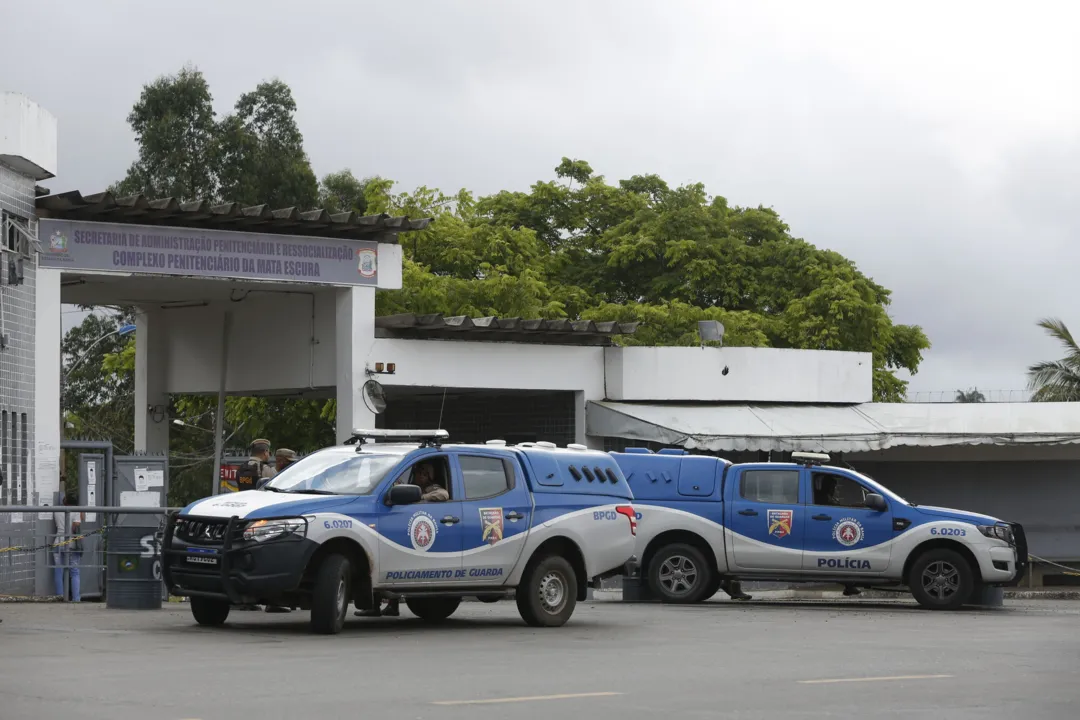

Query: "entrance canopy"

xmin=587 ymin=400 xmax=1080 ymax=453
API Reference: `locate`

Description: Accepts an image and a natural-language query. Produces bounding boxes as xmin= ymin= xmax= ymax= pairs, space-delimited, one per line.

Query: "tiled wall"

xmin=0 ymin=163 xmax=39 ymax=595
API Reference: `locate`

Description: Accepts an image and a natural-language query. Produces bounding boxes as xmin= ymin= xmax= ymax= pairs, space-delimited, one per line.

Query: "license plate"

xmin=186 ymin=548 xmax=218 ymax=565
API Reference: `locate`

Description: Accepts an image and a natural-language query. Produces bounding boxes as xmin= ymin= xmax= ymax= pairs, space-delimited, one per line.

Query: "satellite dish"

xmin=362 ymin=379 xmax=387 ymax=414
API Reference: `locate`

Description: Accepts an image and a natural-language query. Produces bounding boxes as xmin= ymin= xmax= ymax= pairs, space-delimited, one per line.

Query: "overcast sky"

xmin=5 ymin=1 xmax=1078 ymax=398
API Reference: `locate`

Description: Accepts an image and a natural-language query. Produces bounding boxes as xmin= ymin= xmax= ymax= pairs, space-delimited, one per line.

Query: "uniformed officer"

xmin=275 ymin=448 xmax=299 ymax=472
xmin=238 ymin=439 xmax=276 ymax=492
xmin=357 ymin=461 xmax=448 ymax=618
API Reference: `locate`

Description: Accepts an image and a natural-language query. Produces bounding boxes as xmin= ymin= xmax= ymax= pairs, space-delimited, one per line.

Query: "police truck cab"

xmin=164 ymin=430 xmax=638 ymax=634
xmin=611 ymin=449 xmax=1028 ymax=610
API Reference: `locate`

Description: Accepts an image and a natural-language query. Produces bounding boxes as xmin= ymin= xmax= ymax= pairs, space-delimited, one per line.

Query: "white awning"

xmin=587 ymin=401 xmax=1080 ymax=453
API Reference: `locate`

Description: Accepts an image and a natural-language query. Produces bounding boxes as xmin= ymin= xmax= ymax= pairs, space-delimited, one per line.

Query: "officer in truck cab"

xmin=357 ymin=460 xmax=448 ymax=618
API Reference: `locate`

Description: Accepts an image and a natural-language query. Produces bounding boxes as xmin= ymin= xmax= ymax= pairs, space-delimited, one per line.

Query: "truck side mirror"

xmin=388 ymin=484 xmax=423 ymax=506
xmin=864 ymin=493 xmax=887 ymax=512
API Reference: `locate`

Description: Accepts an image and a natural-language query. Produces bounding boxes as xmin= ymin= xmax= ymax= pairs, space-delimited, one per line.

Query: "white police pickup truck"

xmin=164 ymin=430 xmax=638 ymax=634
xmin=611 ymin=449 xmax=1028 ymax=610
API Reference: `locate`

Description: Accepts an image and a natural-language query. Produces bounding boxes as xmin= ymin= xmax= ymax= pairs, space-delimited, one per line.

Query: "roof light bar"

xmin=791 ymin=451 xmax=831 ymax=466
xmin=346 ymin=428 xmax=449 ymax=447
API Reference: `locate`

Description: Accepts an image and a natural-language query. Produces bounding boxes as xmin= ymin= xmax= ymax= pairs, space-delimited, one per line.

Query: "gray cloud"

xmin=8 ymin=0 xmax=1078 ymax=395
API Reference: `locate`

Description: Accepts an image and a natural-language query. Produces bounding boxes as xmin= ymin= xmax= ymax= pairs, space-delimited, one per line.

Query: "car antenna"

xmin=436 ymin=387 xmax=447 ymax=434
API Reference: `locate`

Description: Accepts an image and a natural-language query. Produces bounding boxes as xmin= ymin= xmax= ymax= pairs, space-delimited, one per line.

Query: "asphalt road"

xmin=2 ymin=597 xmax=1078 ymax=720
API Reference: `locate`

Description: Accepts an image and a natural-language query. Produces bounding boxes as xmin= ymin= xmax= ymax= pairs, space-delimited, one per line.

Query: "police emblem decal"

xmin=767 ymin=509 xmax=793 ymax=539
xmin=833 ymin=517 xmax=865 ymax=547
xmin=357 ymin=248 xmax=377 ymax=278
xmin=408 ymin=510 xmax=437 ymax=551
xmin=479 ymin=508 xmax=503 ymax=545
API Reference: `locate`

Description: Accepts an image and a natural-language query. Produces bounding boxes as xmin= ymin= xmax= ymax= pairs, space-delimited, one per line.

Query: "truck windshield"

xmin=264 ymin=452 xmax=401 ymax=495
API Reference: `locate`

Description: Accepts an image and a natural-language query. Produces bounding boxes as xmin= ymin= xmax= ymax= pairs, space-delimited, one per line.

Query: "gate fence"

xmin=0 ymin=506 xmax=179 ymax=600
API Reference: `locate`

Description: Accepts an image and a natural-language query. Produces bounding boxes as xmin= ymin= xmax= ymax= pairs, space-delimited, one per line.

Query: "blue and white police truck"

xmin=611 ymin=449 xmax=1028 ymax=610
xmin=163 ymin=430 xmax=638 ymax=634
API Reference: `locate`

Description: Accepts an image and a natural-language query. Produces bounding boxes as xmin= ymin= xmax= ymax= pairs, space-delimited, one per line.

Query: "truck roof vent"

xmin=536 ymin=441 xmax=557 ymax=449
xmin=582 ymin=466 xmax=596 ymax=482
xmin=568 ymin=465 xmax=583 ymax=481
xmin=567 ymin=443 xmax=588 ymax=451
xmin=605 ymin=468 xmax=619 ymax=483
xmin=485 ymin=439 xmax=507 ymax=446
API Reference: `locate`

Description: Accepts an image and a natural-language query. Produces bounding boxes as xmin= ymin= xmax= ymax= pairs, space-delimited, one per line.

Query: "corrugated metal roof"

xmin=587 ymin=400 xmax=1080 ymax=453
xmin=35 ymin=190 xmax=431 ymax=242
xmin=376 ymin=313 xmax=639 ymax=346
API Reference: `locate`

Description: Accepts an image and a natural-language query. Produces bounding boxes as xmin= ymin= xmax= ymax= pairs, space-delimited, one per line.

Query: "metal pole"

xmin=211 ymin=310 xmax=232 ymax=496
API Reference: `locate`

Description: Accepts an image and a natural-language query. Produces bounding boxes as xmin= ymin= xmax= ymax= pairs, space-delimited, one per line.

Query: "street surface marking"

xmin=798 ymin=674 xmax=953 ymax=685
xmin=432 ymin=691 xmax=622 ymax=705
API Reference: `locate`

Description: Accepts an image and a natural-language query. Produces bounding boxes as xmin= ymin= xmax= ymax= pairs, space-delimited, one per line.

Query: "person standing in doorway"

xmin=53 ymin=494 xmax=85 ymax=602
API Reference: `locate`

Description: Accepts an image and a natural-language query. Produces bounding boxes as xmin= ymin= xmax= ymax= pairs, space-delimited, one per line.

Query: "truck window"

xmin=460 ymin=456 xmax=514 ymax=500
xmin=812 ymin=472 xmax=869 ymax=508
xmin=740 ymin=470 xmax=799 ymax=505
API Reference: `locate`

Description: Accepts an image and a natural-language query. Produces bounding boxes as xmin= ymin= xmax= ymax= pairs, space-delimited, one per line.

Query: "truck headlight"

xmin=978 ymin=524 xmax=1013 ymax=544
xmin=243 ymin=518 xmax=307 ymax=543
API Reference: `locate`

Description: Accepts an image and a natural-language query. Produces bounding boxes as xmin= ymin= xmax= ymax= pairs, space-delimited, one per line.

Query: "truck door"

xmin=454 ymin=452 xmax=531 ymax=585
xmin=801 ymin=470 xmax=893 ymax=574
xmin=376 ymin=454 xmax=465 ymax=586
xmin=727 ymin=466 xmax=806 ymax=571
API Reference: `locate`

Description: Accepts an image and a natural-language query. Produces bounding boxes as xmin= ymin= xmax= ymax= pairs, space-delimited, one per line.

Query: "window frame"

xmin=457 ymin=454 xmax=516 ymax=502
xmin=384 ymin=454 xmax=455 ymax=503
xmin=810 ymin=471 xmax=875 ymax=509
xmin=738 ymin=468 xmax=801 ymax=506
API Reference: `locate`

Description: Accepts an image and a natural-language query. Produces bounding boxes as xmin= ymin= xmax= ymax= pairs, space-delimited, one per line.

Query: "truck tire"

xmin=190 ymin=597 xmax=230 ymax=627
xmin=517 ymin=555 xmax=578 ymax=627
xmin=405 ymin=597 xmax=461 ymax=622
xmin=908 ymin=548 xmax=975 ymax=610
xmin=647 ymin=543 xmax=715 ymax=604
xmin=310 ymin=554 xmax=351 ymax=634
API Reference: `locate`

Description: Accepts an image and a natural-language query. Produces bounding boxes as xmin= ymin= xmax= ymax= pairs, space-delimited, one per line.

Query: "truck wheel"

xmin=908 ymin=548 xmax=975 ymax=610
xmin=648 ymin=543 xmax=714 ymax=603
xmin=311 ymin=554 xmax=351 ymax=634
xmin=190 ymin=597 xmax=230 ymax=627
xmin=405 ymin=597 xmax=461 ymax=622
xmin=517 ymin=555 xmax=578 ymax=627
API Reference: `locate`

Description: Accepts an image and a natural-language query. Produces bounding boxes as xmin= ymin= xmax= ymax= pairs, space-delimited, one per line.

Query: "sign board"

xmin=219 ymin=463 xmax=241 ymax=493
xmin=39 ymin=218 xmax=380 ymax=286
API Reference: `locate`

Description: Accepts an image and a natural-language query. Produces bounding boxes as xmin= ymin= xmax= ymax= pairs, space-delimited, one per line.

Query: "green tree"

xmin=1027 ymin=318 xmax=1080 ymax=401
xmin=112 ymin=66 xmax=219 ymax=201
xmin=955 ymin=388 xmax=986 ymax=403
xmin=216 ymin=79 xmax=319 ymax=209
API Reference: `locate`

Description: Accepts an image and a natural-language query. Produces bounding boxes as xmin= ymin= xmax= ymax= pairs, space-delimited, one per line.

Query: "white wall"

xmin=163 ymin=290 xmax=336 ymax=395
xmin=605 ymin=346 xmax=872 ymax=403
xmin=0 ymin=92 xmax=57 ymax=180
xmin=161 ymin=303 xmax=871 ymax=406
xmin=371 ymin=338 xmax=606 ymax=397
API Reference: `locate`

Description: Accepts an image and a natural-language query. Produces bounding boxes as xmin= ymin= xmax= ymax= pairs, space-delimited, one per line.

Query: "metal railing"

xmin=0 ymin=505 xmax=180 ymax=600
xmin=906 ymin=389 xmax=1033 ymax=403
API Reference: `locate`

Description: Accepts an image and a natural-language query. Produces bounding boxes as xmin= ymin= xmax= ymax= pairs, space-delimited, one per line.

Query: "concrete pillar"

xmin=34 ymin=267 xmax=62 ymax=505
xmin=134 ymin=308 xmax=170 ymax=454
xmin=335 ymin=286 xmax=376 ymax=443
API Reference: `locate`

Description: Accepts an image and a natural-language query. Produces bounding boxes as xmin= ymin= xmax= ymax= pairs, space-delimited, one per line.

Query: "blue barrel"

xmin=106 ymin=525 xmax=163 ymax=609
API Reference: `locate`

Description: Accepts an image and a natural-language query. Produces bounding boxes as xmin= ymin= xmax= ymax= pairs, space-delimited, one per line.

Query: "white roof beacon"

xmin=791 ymin=451 xmax=831 ymax=467
xmin=347 ymin=428 xmax=449 ymax=448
